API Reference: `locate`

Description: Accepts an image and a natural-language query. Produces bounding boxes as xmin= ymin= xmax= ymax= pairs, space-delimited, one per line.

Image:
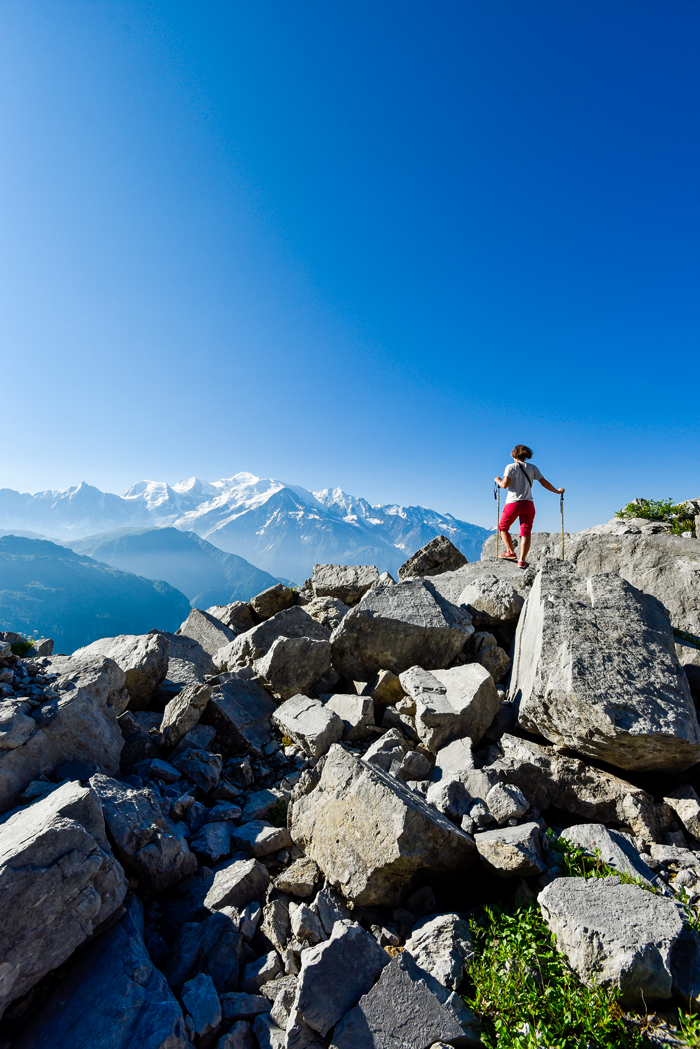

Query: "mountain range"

xmin=0 ymin=473 xmax=491 ymax=580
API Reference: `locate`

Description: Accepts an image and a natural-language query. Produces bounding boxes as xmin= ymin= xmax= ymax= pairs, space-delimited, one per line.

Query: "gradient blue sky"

xmin=1 ymin=1 xmax=698 ymax=533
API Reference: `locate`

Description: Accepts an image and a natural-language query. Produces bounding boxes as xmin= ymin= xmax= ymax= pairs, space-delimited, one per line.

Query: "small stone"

xmin=181 ymin=972 xmax=222 ymax=1037
xmin=274 ymin=857 xmax=320 ymax=897
xmin=475 ymin=822 xmax=545 ymax=878
xmin=241 ymin=950 xmax=283 ymax=994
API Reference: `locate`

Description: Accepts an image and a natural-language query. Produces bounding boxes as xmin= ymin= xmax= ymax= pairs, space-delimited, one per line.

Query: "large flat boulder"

xmin=511 ymin=559 xmax=700 ymax=771
xmin=251 ymin=584 xmax=297 ymax=621
xmin=0 ymin=655 xmax=126 ymax=813
xmin=0 ymin=781 xmax=128 ymax=1019
xmin=312 ymin=564 xmax=379 ymax=606
xmin=11 ymin=898 xmax=191 ymax=1049
xmin=290 ymin=744 xmax=475 ymax=907
xmin=160 ymin=682 xmax=213 ymax=749
xmin=399 ymin=663 xmax=500 ymax=751
xmin=398 ymin=535 xmax=468 ymax=582
xmin=202 ymin=674 xmax=278 ymax=756
xmin=177 ymin=608 xmax=238 ymax=657
xmin=72 ymin=632 xmax=170 ymax=710
xmin=215 ymin=607 xmax=330 ymax=671
xmin=330 ymin=580 xmax=474 ymax=682
xmin=255 ymin=637 xmax=332 ymax=700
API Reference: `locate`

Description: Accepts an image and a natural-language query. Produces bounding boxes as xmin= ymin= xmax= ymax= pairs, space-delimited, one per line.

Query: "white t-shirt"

xmin=504 ymin=461 xmax=543 ymax=503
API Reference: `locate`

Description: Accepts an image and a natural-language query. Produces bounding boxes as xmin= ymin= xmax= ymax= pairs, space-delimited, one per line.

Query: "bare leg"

xmin=500 ymin=530 xmax=515 ymax=554
xmin=519 ymin=535 xmax=531 ymax=562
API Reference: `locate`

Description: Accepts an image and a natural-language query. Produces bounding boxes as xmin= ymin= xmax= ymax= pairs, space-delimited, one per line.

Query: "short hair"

xmin=512 ymin=444 xmax=533 ymax=460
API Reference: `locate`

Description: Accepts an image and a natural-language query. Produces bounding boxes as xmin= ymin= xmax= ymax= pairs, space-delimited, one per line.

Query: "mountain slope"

xmin=0 ymin=536 xmax=191 ymax=653
xmin=68 ymin=527 xmax=280 ymax=606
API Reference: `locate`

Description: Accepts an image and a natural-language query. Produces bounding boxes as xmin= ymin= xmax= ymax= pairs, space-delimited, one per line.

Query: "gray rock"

xmin=314 ymin=884 xmax=351 ymax=936
xmin=160 ymin=683 xmax=213 ymax=749
xmin=430 ymin=738 xmax=476 ymax=782
xmin=162 ymin=629 xmax=217 ymax=681
xmin=251 ymin=584 xmax=297 ymax=621
xmin=560 ymin=823 xmax=658 ymax=887
xmin=0 ymin=780 xmax=128 ymax=1019
xmin=301 ymin=597 xmax=349 ymax=631
xmin=466 ymin=632 xmax=512 ymax=683
xmin=677 ymin=642 xmax=700 ymax=692
xmin=485 ymin=783 xmax=528 ymax=824
xmin=404 ymin=913 xmax=472 ymax=990
xmin=290 ymin=744 xmax=475 ymax=906
xmin=164 ymin=910 xmax=243 ymax=992
xmin=0 ymin=655 xmax=126 ymax=813
xmin=397 ymin=749 xmax=431 ymax=781
xmin=205 ymin=858 xmax=271 ymax=912
xmin=294 ymin=919 xmax=390 ymax=1036
xmin=241 ymin=788 xmax=287 ymax=823
xmin=312 ymin=564 xmax=380 ymax=606
xmin=255 ymin=637 xmax=332 ymax=700
xmin=190 ymin=821 xmax=236 ymax=865
xmin=289 ymin=900 xmax=326 ymax=944
xmin=173 ymin=747 xmax=222 ymax=791
xmin=363 ymin=728 xmax=411 ymax=772
xmin=400 ymin=664 xmax=500 ymax=751
xmin=511 ymin=560 xmax=700 ymax=771
xmin=218 ymin=1020 xmax=256 ymax=1049
xmin=221 ymin=993 xmax=272 ymax=1022
xmin=253 ymin=1013 xmax=286 ymax=1049
xmin=242 ymin=950 xmax=283 ymax=994
xmin=330 ymin=950 xmax=482 ymax=1049
xmin=664 ymin=785 xmax=700 ymax=840
xmin=90 ymin=774 xmax=197 ymax=891
xmin=324 ymin=694 xmax=375 ymax=741
xmin=178 ymin=608 xmax=238 ymax=657
xmin=272 ymin=694 xmax=344 ymax=758
xmin=11 ymin=898 xmax=190 ymax=1049
xmin=474 ymin=822 xmax=545 ymax=877
xmin=215 ymin=607 xmax=330 ymax=671
xmin=331 ymin=581 xmax=474 ymax=682
xmin=72 ymin=632 xmax=170 ymax=709
xmin=203 ymin=675 xmax=278 ymax=757
xmin=426 ymin=777 xmax=473 ymax=822
xmin=172 ymin=723 xmax=217 ymax=758
xmin=365 ymin=670 xmax=407 ymax=708
xmin=538 ymin=876 xmax=685 ymax=1005
xmin=458 ymin=572 xmax=525 ymax=626
xmin=230 ymin=821 xmax=292 ymax=857
xmin=260 ymin=894 xmax=292 ymax=952
xmin=398 ymin=536 xmax=468 ymax=582
xmin=275 ymin=857 xmax=319 ymax=898
xmin=207 ymin=602 xmax=256 ymax=634
xmin=182 ymin=972 xmax=221 ymax=1037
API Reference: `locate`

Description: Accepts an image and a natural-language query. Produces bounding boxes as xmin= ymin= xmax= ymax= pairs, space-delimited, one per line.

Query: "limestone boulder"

xmin=178 ymin=608 xmax=238 ymax=657
xmin=215 ymin=607 xmax=330 ymax=671
xmin=204 ymin=858 xmax=271 ymax=912
xmin=272 ymin=694 xmax=344 ymax=758
xmin=677 ymin=641 xmax=700 ymax=692
xmin=0 ymin=781 xmax=128 ymax=1019
xmin=458 ymin=573 xmax=524 ymax=626
xmin=399 ymin=663 xmax=500 ymax=751
xmin=474 ymin=822 xmax=545 ymax=877
xmin=312 ymin=564 xmax=379 ymax=606
xmin=466 ymin=632 xmax=512 ymax=683
xmin=398 ymin=535 xmax=467 ymax=582
xmin=664 ymin=785 xmax=700 ymax=841
xmin=404 ymin=913 xmax=472 ymax=991
xmin=290 ymin=744 xmax=475 ymax=906
xmin=255 ymin=637 xmax=332 ymax=700
xmin=160 ymin=683 xmax=213 ymax=749
xmin=251 ymin=584 xmax=297 ymax=621
xmin=161 ymin=630 xmax=217 ymax=682
xmin=207 ymin=601 xmax=256 ymax=634
xmin=330 ymin=580 xmax=474 ymax=681
xmin=560 ymin=823 xmax=658 ymax=887
xmin=300 ymin=597 xmax=349 ymax=631
xmin=163 ymin=910 xmax=243 ymax=993
xmin=73 ymin=632 xmax=170 ymax=710
xmin=203 ymin=674 xmax=278 ymax=756
xmin=324 ymin=694 xmax=375 ymax=741
xmin=511 ymin=559 xmax=700 ymax=771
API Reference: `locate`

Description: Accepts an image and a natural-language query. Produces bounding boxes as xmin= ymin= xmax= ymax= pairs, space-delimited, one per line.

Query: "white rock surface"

xmin=404 ymin=912 xmax=473 ymax=990
xmin=272 ymin=695 xmax=344 ymax=758
xmin=399 ymin=663 xmax=500 ymax=751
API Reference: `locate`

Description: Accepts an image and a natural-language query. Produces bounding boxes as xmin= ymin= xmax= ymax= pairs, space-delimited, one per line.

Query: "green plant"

xmin=674 ymin=628 xmax=700 ymax=650
xmin=267 ymin=799 xmax=289 ymax=828
xmin=10 ymin=638 xmax=34 ymax=657
xmin=615 ymin=498 xmax=695 ymax=535
xmin=679 ymin=1009 xmax=700 ymax=1045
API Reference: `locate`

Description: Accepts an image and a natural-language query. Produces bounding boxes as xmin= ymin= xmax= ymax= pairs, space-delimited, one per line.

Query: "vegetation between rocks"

xmin=616 ymin=498 xmax=696 ymax=535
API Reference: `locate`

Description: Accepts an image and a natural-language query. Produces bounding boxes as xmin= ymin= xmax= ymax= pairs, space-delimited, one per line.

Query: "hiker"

xmin=494 ymin=444 xmax=565 ymax=568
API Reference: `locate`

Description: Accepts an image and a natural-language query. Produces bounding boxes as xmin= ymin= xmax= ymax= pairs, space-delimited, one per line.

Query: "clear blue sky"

xmin=1 ymin=1 xmax=698 ymax=533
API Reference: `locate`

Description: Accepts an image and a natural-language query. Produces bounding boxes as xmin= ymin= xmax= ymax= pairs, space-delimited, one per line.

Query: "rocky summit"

xmin=0 ymin=517 xmax=700 ymax=1048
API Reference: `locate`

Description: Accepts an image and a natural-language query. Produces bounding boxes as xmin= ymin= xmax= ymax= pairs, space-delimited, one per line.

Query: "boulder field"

xmin=0 ymin=521 xmax=699 ymax=1047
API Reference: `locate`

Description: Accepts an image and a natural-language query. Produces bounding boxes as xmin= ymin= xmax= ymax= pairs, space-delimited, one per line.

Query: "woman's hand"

xmin=558 ymin=487 xmax=565 ymax=494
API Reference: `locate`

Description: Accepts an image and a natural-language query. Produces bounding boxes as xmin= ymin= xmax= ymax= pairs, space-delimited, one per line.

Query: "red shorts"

xmin=499 ymin=499 xmax=535 ymax=537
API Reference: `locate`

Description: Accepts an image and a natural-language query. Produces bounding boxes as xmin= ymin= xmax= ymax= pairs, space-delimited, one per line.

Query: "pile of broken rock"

xmin=1 ymin=524 xmax=700 ymax=1048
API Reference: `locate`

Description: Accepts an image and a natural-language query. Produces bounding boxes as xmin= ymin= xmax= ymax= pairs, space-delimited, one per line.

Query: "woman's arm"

xmin=538 ymin=477 xmax=565 ymax=494
xmin=494 ymin=475 xmax=511 ymax=489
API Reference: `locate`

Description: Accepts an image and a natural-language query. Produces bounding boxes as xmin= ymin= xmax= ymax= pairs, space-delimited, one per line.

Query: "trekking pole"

xmin=560 ymin=492 xmax=565 ymax=559
xmin=494 ymin=483 xmax=501 ymax=560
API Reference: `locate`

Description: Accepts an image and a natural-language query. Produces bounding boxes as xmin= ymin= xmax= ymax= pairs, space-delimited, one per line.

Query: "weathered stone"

xmin=474 ymin=822 xmax=545 ymax=877
xmin=73 ymin=632 xmax=170 ymax=709
xmin=398 ymin=536 xmax=468 ymax=582
xmin=314 ymin=884 xmax=351 ymax=936
xmin=400 ymin=664 xmax=500 ymax=752
xmin=275 ymin=857 xmax=319 ymax=898
xmin=365 ymin=669 xmax=407 ymax=707
xmin=290 ymin=744 xmax=475 ymax=906
xmin=221 ymin=992 xmax=272 ymax=1022
xmin=216 ymin=608 xmax=330 ymax=671
xmin=312 ymin=564 xmax=380 ymax=607
xmin=218 ymin=1020 xmax=256 ymax=1049
xmin=331 ymin=950 xmax=482 ymax=1049
xmin=457 ymin=572 xmax=524 ymax=626
xmin=164 ymin=910 xmax=243 ymax=992
xmin=172 ymin=723 xmax=217 ymax=758
xmin=331 ymin=581 xmax=474 ymax=682
xmin=11 ymin=898 xmax=190 ymax=1049
xmin=230 ymin=821 xmax=292 ymax=857
xmin=251 ymin=584 xmax=297 ymax=621
xmin=430 ymin=738 xmax=476 ymax=782
xmin=404 ymin=913 xmax=472 ymax=991
xmin=538 ymin=876 xmax=684 ymax=1005
xmin=241 ymin=789 xmax=287 ymax=823
xmin=677 ymin=642 xmax=700 ymax=692
xmin=203 ymin=675 xmax=277 ymax=757
xmin=272 ymin=694 xmax=344 ymax=758
xmin=301 ymin=597 xmax=349 ymax=631
xmin=207 ymin=602 xmax=256 ymax=634
xmin=466 ymin=632 xmax=511 ymax=683
xmin=397 ymin=749 xmax=431 ymax=781
xmin=241 ymin=951 xmax=283 ymax=994
xmin=90 ymin=774 xmax=197 ymax=891
xmin=178 ymin=608 xmax=238 ymax=657
xmin=205 ymin=858 xmax=271 ymax=912
xmin=363 ymin=729 xmax=410 ymax=772
xmin=161 ymin=629 xmax=217 ymax=682
xmin=182 ymin=972 xmax=221 ymax=1037
xmin=664 ymin=785 xmax=700 ymax=841
xmin=254 ymin=1013 xmax=286 ymax=1049
xmin=160 ymin=683 xmax=213 ymax=749
xmin=0 ymin=655 xmax=126 ymax=813
xmin=289 ymin=900 xmax=326 ymax=944
xmin=190 ymin=821 xmax=236 ymax=865
xmin=511 ymin=560 xmax=700 ymax=771
xmin=560 ymin=824 xmax=658 ymax=887
xmin=426 ymin=777 xmax=473 ymax=822
xmin=260 ymin=894 xmax=292 ymax=952
xmin=0 ymin=781 xmax=128 ymax=1019
xmin=256 ymin=637 xmax=332 ymax=700
xmin=324 ymin=694 xmax=375 ymax=740
xmin=485 ymin=783 xmax=528 ymax=824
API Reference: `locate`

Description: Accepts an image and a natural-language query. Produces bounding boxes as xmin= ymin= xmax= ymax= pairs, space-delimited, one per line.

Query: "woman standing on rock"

xmin=494 ymin=445 xmax=565 ymax=569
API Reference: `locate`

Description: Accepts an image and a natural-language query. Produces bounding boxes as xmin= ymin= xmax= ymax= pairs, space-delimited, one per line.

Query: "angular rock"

xmin=90 ymin=774 xmax=197 ymax=891
xmin=241 ymin=788 xmax=287 ymax=823
xmin=253 ymin=1013 xmax=286 ymax=1049
xmin=215 ymin=607 xmax=330 ymax=671
xmin=365 ymin=669 xmax=407 ymax=707
xmin=397 ymin=749 xmax=431 ymax=781
xmin=466 ymin=632 xmax=512 ymax=683
xmin=190 ymin=821 xmax=236 ymax=865
xmin=331 ymin=950 xmax=481 ymax=1049
xmin=251 ymin=584 xmax=297 ymax=621
xmin=272 ymin=694 xmax=344 ymax=758
xmin=538 ymin=876 xmax=684 ymax=1005
xmin=560 ymin=823 xmax=658 ymax=886
xmin=474 ymin=822 xmax=545 ymax=877
xmin=664 ymin=785 xmax=700 ymax=841
xmin=178 ymin=608 xmax=238 ymax=657
xmin=324 ymin=693 xmax=375 ymax=740
xmin=182 ymin=972 xmax=221 ymax=1038
xmin=173 ymin=747 xmax=222 ymax=791
xmin=511 ymin=559 xmax=700 ymax=771
xmin=162 ymin=629 xmax=217 ymax=681
xmin=260 ymin=894 xmax=292 ymax=952
xmin=11 ymin=898 xmax=190 ymax=1049
xmin=485 ymin=783 xmax=528 ymax=824
xmin=221 ymin=993 xmax=272 ymax=1022
xmin=331 ymin=580 xmax=474 ymax=682
xmin=160 ymin=682 xmax=213 ymax=749
xmin=301 ymin=597 xmax=349 ymax=631
xmin=312 ymin=564 xmax=380 ymax=607
xmin=289 ymin=900 xmax=326 ymax=945
xmin=294 ymin=919 xmax=390 ymax=1036
xmin=290 ymin=744 xmax=475 ymax=906
xmin=314 ymin=884 xmax=351 ymax=936
xmin=230 ymin=821 xmax=292 ymax=857
xmin=73 ymin=632 xmax=170 ymax=709
xmin=219 ymin=1020 xmax=256 ymax=1049
xmin=404 ymin=913 xmax=472 ymax=991
xmin=400 ymin=664 xmax=500 ymax=751
xmin=203 ymin=675 xmax=278 ymax=756
xmin=241 ymin=951 xmax=283 ymax=994
xmin=677 ymin=641 xmax=700 ymax=692
xmin=172 ymin=723 xmax=217 ymax=758
xmin=458 ymin=572 xmax=525 ymax=626
xmin=398 ymin=535 xmax=468 ymax=582
xmin=426 ymin=777 xmax=473 ymax=822
xmin=208 ymin=602 xmax=256 ymax=634
xmin=0 ymin=780 xmax=127 ymax=1019
xmin=164 ymin=910 xmax=244 ymax=992
xmin=255 ymin=637 xmax=332 ymax=700
xmin=204 ymin=858 xmax=270 ymax=912
xmin=430 ymin=738 xmax=476 ymax=782
xmin=363 ymin=729 xmax=410 ymax=772
xmin=275 ymin=857 xmax=319 ymax=898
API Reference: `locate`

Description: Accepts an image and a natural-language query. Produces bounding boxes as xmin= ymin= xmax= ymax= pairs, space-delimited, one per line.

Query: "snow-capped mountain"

xmin=0 ymin=473 xmax=490 ymax=580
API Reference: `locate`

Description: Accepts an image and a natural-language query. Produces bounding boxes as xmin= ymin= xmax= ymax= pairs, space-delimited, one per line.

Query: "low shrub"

xmin=616 ymin=498 xmax=695 ymax=535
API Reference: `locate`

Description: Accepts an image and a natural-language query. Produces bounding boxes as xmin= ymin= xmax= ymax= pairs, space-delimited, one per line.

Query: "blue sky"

xmin=1 ymin=0 xmax=698 ymax=534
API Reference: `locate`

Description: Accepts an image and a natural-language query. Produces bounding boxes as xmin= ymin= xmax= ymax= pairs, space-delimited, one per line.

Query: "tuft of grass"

xmin=10 ymin=638 xmax=34 ymax=657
